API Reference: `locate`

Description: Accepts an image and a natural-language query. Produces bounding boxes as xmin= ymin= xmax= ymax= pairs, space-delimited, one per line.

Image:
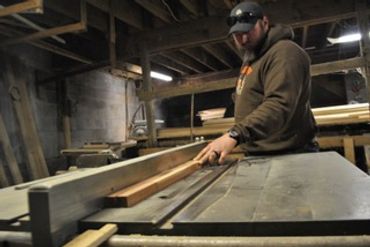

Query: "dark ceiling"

xmin=0 ymin=0 xmax=367 ymax=88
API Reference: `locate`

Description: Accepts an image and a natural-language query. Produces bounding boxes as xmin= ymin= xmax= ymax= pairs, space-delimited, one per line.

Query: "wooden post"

xmin=61 ymin=81 xmax=72 ymax=148
xmin=356 ymin=0 xmax=370 ymax=102
xmin=343 ymin=137 xmax=356 ymax=164
xmin=0 ymin=159 xmax=10 ymax=188
xmin=140 ymin=45 xmax=157 ymax=147
xmin=356 ymin=0 xmax=370 ymax=168
xmin=190 ymin=93 xmax=195 ymax=141
xmin=124 ymin=81 xmax=129 ymax=141
xmin=0 ymin=113 xmax=23 ymax=184
xmin=109 ymin=0 xmax=116 ymax=69
xmin=7 ymin=65 xmax=49 ymax=179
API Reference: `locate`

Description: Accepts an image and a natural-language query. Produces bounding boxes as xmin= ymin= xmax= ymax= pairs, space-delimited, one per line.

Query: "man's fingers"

xmin=218 ymin=151 xmax=227 ymax=165
xmin=208 ymin=150 xmax=218 ymax=165
xmin=194 ymin=146 xmax=209 ymax=161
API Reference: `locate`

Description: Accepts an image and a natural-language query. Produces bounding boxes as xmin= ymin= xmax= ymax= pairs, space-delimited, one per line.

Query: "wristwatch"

xmin=228 ymin=129 xmax=240 ymax=145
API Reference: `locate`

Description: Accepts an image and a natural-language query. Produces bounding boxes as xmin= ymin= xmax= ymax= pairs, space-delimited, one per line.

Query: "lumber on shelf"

xmin=132 ymin=103 xmax=370 ymax=141
xmin=106 ymin=160 xmax=202 ymax=207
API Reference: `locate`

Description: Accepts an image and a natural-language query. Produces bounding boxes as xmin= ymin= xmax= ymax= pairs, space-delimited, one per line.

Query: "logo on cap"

xmin=235 ymin=9 xmax=242 ymax=16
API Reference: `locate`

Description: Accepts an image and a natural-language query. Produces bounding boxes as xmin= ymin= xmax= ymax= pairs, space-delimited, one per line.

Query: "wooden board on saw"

xmin=105 ymin=160 xmax=201 ymax=207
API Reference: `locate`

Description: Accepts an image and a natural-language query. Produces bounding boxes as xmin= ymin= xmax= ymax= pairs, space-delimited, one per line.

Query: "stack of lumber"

xmin=312 ymin=103 xmax=369 ymax=126
xmin=134 ymin=104 xmax=370 ymax=141
xmin=203 ymin=103 xmax=370 ymax=127
xmin=197 ymin=108 xmax=226 ymax=121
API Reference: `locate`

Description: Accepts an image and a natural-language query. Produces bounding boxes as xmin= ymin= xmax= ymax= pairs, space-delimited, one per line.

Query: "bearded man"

xmin=195 ymin=1 xmax=318 ymax=164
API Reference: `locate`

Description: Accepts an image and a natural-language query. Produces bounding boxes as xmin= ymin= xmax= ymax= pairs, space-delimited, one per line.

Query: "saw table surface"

xmin=81 ymin=152 xmax=370 ymax=236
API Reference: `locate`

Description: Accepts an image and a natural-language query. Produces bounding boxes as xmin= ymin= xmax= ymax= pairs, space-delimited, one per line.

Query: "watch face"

xmin=229 ymin=130 xmax=239 ymax=138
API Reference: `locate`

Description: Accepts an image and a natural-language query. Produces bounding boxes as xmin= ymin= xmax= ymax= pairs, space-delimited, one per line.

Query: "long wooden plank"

xmin=0 ymin=0 xmax=42 ymax=18
xmin=106 ymin=160 xmax=201 ymax=207
xmin=63 ymin=224 xmax=117 ymax=247
xmin=1 ymin=22 xmax=86 ymax=46
xmin=8 ymin=73 xmax=49 ymax=179
xmin=0 ymin=159 xmax=10 ymax=188
xmin=318 ymin=135 xmax=370 ymax=148
xmin=0 ymin=114 xmax=23 ymax=184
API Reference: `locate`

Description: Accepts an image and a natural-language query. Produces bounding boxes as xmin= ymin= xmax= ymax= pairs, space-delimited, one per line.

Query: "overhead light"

xmin=123 ymin=63 xmax=173 ymax=82
xmin=150 ymin=71 xmax=173 ymax=81
xmin=327 ymin=32 xmax=370 ymax=44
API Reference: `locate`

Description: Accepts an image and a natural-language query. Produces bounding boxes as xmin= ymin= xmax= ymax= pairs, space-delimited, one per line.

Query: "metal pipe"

xmin=107 ymin=235 xmax=370 ymax=247
xmin=0 ymin=231 xmax=32 ymax=247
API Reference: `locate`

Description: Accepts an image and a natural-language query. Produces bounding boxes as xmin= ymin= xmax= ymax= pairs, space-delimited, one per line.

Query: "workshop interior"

xmin=1 ymin=0 xmax=370 ymax=246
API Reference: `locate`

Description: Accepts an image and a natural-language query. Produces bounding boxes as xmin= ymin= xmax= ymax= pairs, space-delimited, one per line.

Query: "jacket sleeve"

xmin=232 ymin=43 xmax=310 ymax=143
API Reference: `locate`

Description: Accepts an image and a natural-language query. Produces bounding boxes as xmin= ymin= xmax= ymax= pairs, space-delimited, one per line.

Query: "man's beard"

xmin=239 ymin=32 xmax=267 ymax=63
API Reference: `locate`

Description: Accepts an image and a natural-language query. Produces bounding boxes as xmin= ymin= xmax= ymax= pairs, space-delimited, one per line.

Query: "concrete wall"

xmin=67 ymin=71 xmax=141 ymax=147
xmin=0 ymin=48 xmax=141 ymax=182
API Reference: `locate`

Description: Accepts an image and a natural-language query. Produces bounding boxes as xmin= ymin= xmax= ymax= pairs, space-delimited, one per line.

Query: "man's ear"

xmin=262 ymin=16 xmax=269 ymax=32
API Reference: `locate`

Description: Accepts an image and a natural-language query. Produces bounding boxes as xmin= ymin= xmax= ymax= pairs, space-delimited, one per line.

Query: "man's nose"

xmin=238 ymin=33 xmax=249 ymax=44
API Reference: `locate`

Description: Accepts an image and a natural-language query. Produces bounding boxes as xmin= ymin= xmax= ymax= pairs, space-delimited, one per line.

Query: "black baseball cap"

xmin=227 ymin=1 xmax=264 ymax=35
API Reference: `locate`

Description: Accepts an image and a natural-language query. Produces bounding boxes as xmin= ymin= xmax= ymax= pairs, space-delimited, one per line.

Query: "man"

xmin=195 ymin=1 xmax=317 ymax=165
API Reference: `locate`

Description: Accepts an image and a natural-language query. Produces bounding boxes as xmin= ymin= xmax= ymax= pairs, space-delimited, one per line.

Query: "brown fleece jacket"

xmin=232 ymin=24 xmax=316 ymax=154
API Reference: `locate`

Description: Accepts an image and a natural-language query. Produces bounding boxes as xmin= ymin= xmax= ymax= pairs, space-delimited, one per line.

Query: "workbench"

xmin=1 ymin=142 xmax=370 ymax=246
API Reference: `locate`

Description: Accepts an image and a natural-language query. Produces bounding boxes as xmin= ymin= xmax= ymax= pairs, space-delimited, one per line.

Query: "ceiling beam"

xmin=0 ymin=0 xmax=42 ymax=17
xmin=161 ymin=51 xmax=208 ymax=73
xmin=135 ymin=0 xmax=172 ymax=23
xmin=202 ymin=44 xmax=234 ymax=68
xmin=44 ymin=0 xmax=107 ymax=32
xmin=301 ymin=26 xmax=308 ymax=48
xmin=0 ymin=26 xmax=93 ymax=64
xmin=154 ymin=56 xmax=192 ymax=75
xmin=181 ymin=47 xmax=225 ymax=71
xmin=122 ymin=0 xmax=362 ymax=57
xmin=138 ymin=57 xmax=366 ymax=100
xmin=225 ymin=39 xmax=242 ymax=59
xmin=179 ymin=0 xmax=199 ymax=16
xmin=87 ymin=0 xmax=144 ymax=30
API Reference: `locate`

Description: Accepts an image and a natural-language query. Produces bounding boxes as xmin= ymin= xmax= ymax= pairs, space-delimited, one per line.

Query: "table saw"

xmin=2 ymin=142 xmax=370 ymax=246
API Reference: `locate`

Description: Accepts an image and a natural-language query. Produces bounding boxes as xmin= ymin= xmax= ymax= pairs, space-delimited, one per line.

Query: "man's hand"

xmin=194 ymin=133 xmax=237 ymax=165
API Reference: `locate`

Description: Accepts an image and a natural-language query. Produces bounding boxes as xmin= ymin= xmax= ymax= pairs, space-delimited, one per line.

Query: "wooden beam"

xmin=225 ymin=39 xmax=242 ymax=59
xmin=7 ymin=69 xmax=49 ymax=179
xmin=122 ymin=0 xmax=360 ymax=56
xmin=124 ymin=15 xmax=229 ymax=56
xmin=106 ymin=160 xmax=201 ymax=207
xmin=356 ymin=0 xmax=370 ymax=105
xmin=302 ymin=26 xmax=308 ymax=48
xmin=141 ymin=47 xmax=157 ymax=147
xmin=63 ymin=224 xmax=117 ymax=247
xmin=0 ymin=114 xmax=23 ymax=184
xmin=87 ymin=0 xmax=144 ymax=30
xmin=311 ymin=57 xmax=366 ymax=76
xmin=343 ymin=137 xmax=356 ymax=164
xmin=179 ymin=0 xmax=200 ymax=16
xmin=0 ymin=26 xmax=93 ymax=64
xmin=161 ymin=51 xmax=207 ymax=73
xmin=154 ymin=55 xmax=192 ymax=75
xmin=0 ymin=159 xmax=10 ymax=188
xmin=109 ymin=0 xmax=116 ymax=68
xmin=1 ymin=22 xmax=86 ymax=46
xmin=318 ymin=135 xmax=370 ymax=148
xmin=138 ymin=76 xmax=235 ymax=100
xmin=0 ymin=0 xmax=42 ymax=18
xmin=138 ymin=57 xmax=365 ymax=100
xmin=181 ymin=47 xmax=223 ymax=71
xmin=202 ymin=44 xmax=234 ymax=68
xmin=1 ymin=1 xmax=86 ymax=46
xmin=135 ymin=0 xmax=172 ymax=23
